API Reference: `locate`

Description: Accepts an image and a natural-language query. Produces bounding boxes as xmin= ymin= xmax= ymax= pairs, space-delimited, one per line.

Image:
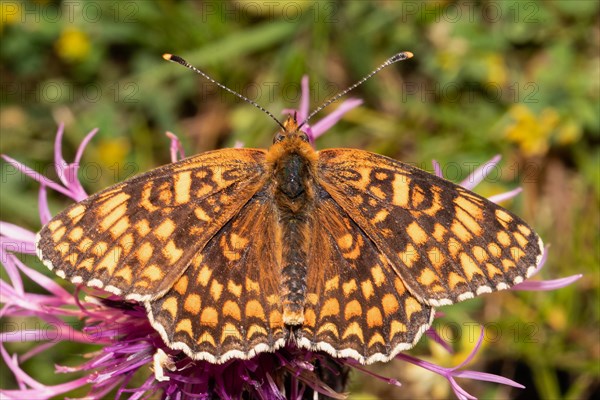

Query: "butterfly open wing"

xmin=148 ymin=192 xmax=285 ymax=363
xmin=300 ymin=189 xmax=434 ymax=364
xmin=36 ymin=148 xmax=268 ymax=302
xmin=316 ymin=149 xmax=544 ymax=307
xmin=36 ymin=138 xmax=545 ymax=365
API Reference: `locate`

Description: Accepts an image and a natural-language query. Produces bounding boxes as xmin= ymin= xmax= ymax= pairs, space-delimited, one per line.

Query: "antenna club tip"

xmin=404 ymin=51 xmax=414 ymax=59
xmin=162 ymin=53 xmax=173 ymax=61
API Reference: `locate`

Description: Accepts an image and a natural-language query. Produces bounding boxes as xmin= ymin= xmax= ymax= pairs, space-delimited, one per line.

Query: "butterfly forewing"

xmin=148 ymin=193 xmax=285 ymax=363
xmin=300 ymin=190 xmax=434 ymax=364
xmin=316 ymin=149 xmax=544 ymax=307
xmin=36 ymin=148 xmax=268 ymax=302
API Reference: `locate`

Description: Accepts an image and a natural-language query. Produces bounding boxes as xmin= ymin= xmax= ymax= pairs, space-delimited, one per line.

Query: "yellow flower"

xmin=0 ymin=1 xmax=21 ymax=33
xmin=55 ymin=27 xmax=90 ymax=62
xmin=504 ymin=104 xmax=566 ymax=157
xmin=556 ymin=120 xmax=581 ymax=145
xmin=485 ymin=54 xmax=507 ymax=87
xmin=98 ymin=137 xmax=130 ymax=171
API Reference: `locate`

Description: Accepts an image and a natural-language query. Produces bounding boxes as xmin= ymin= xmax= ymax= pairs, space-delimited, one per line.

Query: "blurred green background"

xmin=1 ymin=0 xmax=598 ymax=398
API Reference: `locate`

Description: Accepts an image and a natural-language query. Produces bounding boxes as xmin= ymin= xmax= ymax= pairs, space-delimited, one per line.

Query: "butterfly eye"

xmin=273 ymin=134 xmax=285 ymax=144
xmin=298 ymin=132 xmax=309 ymax=142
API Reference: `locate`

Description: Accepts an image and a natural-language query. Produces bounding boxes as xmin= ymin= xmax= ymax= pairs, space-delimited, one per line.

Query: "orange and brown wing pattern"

xmin=299 ymin=188 xmax=434 ymax=364
xmin=147 ymin=192 xmax=285 ymax=363
xmin=36 ymin=148 xmax=268 ymax=302
xmin=316 ymin=149 xmax=544 ymax=307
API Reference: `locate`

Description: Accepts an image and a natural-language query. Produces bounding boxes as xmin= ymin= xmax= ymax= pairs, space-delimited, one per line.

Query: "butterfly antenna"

xmin=297 ymin=51 xmax=414 ymax=130
xmin=163 ymin=53 xmax=286 ymax=130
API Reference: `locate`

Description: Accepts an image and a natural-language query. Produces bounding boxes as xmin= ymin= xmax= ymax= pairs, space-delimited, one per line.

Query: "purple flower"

xmin=0 ymin=78 xmax=580 ymax=399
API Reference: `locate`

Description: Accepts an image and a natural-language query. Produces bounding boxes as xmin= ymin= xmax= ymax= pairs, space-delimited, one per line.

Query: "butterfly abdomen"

xmin=273 ymin=151 xmax=315 ymax=326
xmin=280 ymin=217 xmax=310 ymax=325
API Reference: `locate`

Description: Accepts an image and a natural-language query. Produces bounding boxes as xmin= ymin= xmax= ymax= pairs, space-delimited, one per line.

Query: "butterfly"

xmin=36 ymin=52 xmax=543 ymax=365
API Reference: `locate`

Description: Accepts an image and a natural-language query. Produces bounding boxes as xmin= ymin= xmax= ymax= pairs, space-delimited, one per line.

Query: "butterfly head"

xmin=266 ymin=114 xmax=316 ymax=164
xmin=272 ymin=114 xmax=310 ymax=145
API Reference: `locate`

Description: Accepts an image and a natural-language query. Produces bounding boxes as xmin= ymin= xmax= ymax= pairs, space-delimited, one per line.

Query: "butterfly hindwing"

xmin=300 ymin=189 xmax=434 ymax=364
xmin=316 ymin=149 xmax=544 ymax=307
xmin=147 ymin=193 xmax=285 ymax=363
xmin=36 ymin=148 xmax=268 ymax=302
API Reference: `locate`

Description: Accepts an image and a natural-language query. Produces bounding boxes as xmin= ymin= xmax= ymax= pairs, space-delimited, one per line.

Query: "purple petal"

xmin=512 ymin=274 xmax=582 ymax=291
xmin=452 ymin=370 xmax=525 ymax=388
xmin=1 ymin=155 xmax=72 ymax=198
xmin=432 ymin=160 xmax=443 ymax=178
xmin=451 ymin=327 xmax=484 ymax=371
xmin=488 ymin=187 xmax=523 ymax=203
xmin=166 ymin=131 xmax=185 ymax=162
xmin=20 ymin=342 xmax=58 ymax=363
xmin=282 ymin=76 xmax=311 ymax=124
xmin=0 ymin=234 xmax=36 ymax=257
xmin=0 ymin=222 xmax=36 ymax=244
xmin=460 ymin=155 xmax=502 ymax=190
xmin=311 ymin=98 xmax=363 ymax=139
xmin=9 ymin=253 xmax=73 ymax=301
xmin=0 ymin=360 xmax=90 ymax=399
xmin=535 ymin=246 xmax=549 ymax=274
xmin=53 ymin=123 xmax=69 ymax=188
xmin=426 ymin=327 xmax=454 ymax=354
xmin=346 ymin=360 xmax=402 ymax=387
xmin=60 ymin=126 xmax=97 ymax=201
xmin=299 ymin=75 xmax=310 ymax=123
xmin=0 ymin=250 xmax=24 ymax=295
xmin=38 ymin=185 xmax=52 ymax=225
xmin=63 ymin=128 xmax=99 ymax=200
xmin=38 ymin=124 xmax=93 ymax=201
xmin=74 ymin=128 xmax=99 ymax=165
xmin=396 ymin=352 xmax=447 ymax=375
xmin=61 ymin=164 xmax=87 ymax=201
xmin=1 ymin=343 xmax=44 ymax=389
xmin=448 ymin=377 xmax=477 ymax=400
xmin=0 ymin=328 xmax=96 ymax=344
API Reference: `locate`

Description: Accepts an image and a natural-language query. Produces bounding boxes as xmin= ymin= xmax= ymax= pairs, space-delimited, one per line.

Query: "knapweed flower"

xmin=1 ymin=77 xmax=580 ymax=399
